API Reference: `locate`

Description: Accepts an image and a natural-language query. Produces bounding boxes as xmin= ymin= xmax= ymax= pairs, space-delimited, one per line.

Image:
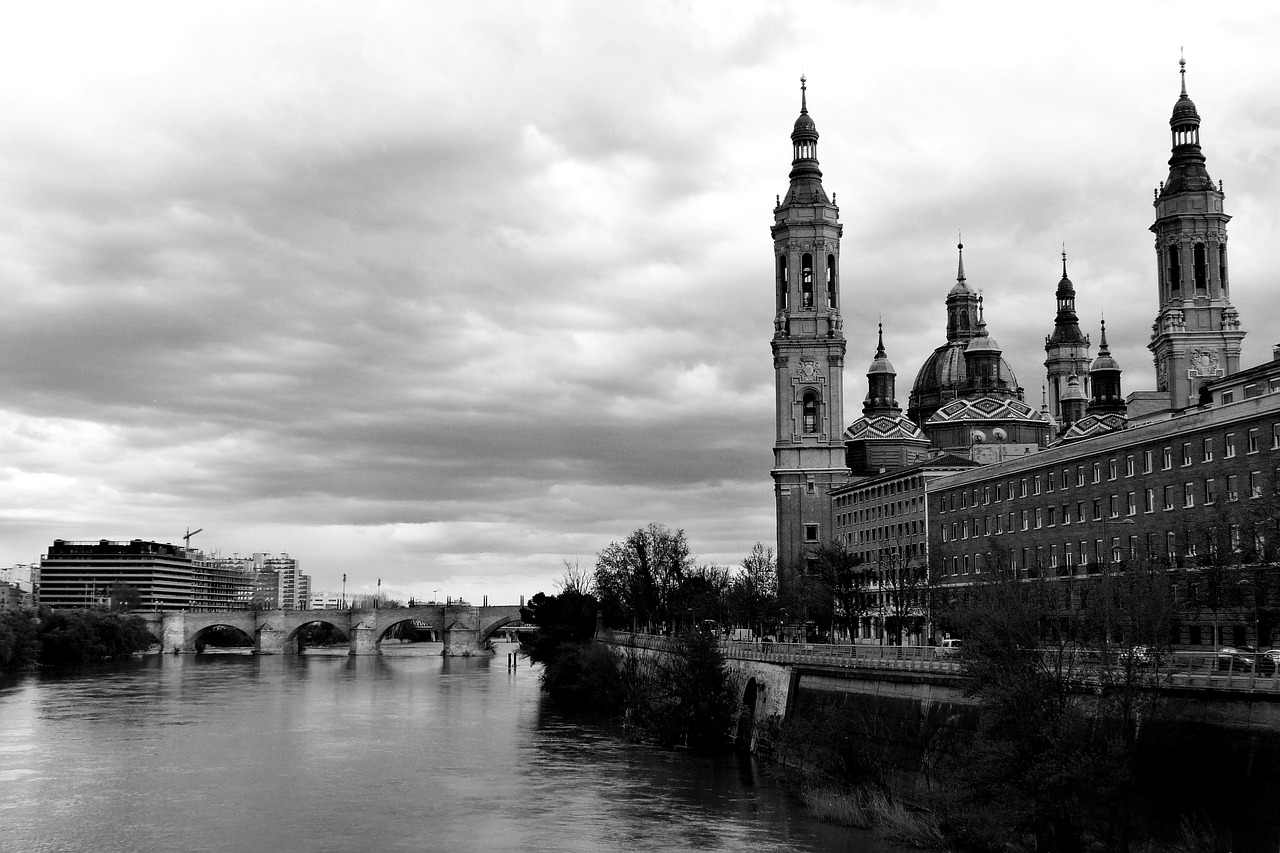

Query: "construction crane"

xmin=183 ymin=527 xmax=203 ymax=550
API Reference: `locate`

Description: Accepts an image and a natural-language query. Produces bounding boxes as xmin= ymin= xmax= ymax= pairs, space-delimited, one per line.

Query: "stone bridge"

xmin=136 ymin=604 xmax=523 ymax=656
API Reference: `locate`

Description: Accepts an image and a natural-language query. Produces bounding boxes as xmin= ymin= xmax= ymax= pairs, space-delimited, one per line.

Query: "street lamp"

xmin=342 ymin=573 xmax=347 ymax=609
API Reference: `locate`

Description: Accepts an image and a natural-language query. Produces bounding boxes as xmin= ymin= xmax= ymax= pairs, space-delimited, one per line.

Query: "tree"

xmin=941 ymin=553 xmax=1178 ymax=852
xmin=105 ymin=583 xmax=143 ymax=611
xmin=727 ymin=543 xmax=778 ymax=635
xmin=811 ymin=540 xmax=869 ymax=642
xmin=0 ymin=610 xmax=38 ymax=672
xmin=593 ymin=523 xmax=693 ymax=632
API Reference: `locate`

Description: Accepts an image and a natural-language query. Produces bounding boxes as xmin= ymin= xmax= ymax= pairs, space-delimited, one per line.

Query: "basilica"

xmin=772 ymin=62 xmax=1275 ymax=648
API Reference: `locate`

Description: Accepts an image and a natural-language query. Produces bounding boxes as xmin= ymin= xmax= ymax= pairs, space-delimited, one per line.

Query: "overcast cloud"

xmin=2 ymin=1 xmax=1279 ymax=604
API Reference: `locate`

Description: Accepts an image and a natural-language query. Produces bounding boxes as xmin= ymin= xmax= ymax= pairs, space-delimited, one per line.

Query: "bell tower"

xmin=1149 ymin=57 xmax=1244 ymax=410
xmin=771 ymin=77 xmax=848 ymax=589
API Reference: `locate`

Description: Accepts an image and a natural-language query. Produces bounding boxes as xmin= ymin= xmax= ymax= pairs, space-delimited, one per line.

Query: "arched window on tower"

xmin=801 ymin=254 xmax=814 ymax=308
xmin=1167 ymin=245 xmax=1181 ymax=294
xmin=826 ymin=254 xmax=837 ymax=309
xmin=959 ymin=310 xmax=969 ymax=332
xmin=1194 ymin=244 xmax=1207 ymax=292
xmin=1218 ymin=244 xmax=1229 ymax=296
xmin=802 ymin=392 xmax=819 ymax=434
xmin=777 ymin=255 xmax=789 ymax=311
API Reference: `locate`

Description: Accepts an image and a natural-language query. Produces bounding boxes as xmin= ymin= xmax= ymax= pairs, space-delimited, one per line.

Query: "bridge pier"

xmin=255 ymin=612 xmax=289 ymax=654
xmin=161 ymin=611 xmax=186 ymax=654
xmin=349 ymin=610 xmax=379 ymax=655
xmin=442 ymin=606 xmax=491 ymax=656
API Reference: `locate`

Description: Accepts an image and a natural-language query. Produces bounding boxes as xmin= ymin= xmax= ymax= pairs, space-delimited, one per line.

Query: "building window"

xmin=801 ymin=253 xmax=814 ymax=308
xmin=1061 ymin=468 xmax=1070 ymax=490
xmin=983 ymin=486 xmax=990 ymax=505
xmin=826 ymin=254 xmax=837 ymax=309
xmin=804 ymin=524 xmax=819 ymax=542
xmin=806 ymin=480 xmax=815 ymax=494
xmin=1092 ymin=463 xmax=1101 ymax=484
xmin=1222 ymin=391 xmax=1235 ymax=405
xmin=1184 ymin=483 xmax=1195 ymax=508
xmin=1126 ymin=492 xmax=1136 ymax=516
xmin=1182 ymin=443 xmax=1192 ymax=466
xmin=1076 ymin=502 xmax=1085 ymax=523
xmin=1076 ymin=466 xmax=1086 ymax=487
xmin=1248 ymin=428 xmax=1260 ymax=454
xmin=1205 ymin=478 xmax=1216 ymax=505
xmin=1251 ymin=471 xmax=1263 ymax=499
xmin=1162 ymin=447 xmax=1172 ymax=470
xmin=1092 ymin=499 xmax=1102 ymax=521
xmin=1203 ymin=437 xmax=1213 ymax=461
xmin=1163 ymin=485 xmax=1175 ymax=510
xmin=1035 ymin=508 xmax=1042 ymax=529
xmin=1046 ymin=472 xmax=1054 ymax=493
xmin=1108 ymin=459 xmax=1117 ymax=481
xmin=802 ymin=393 xmax=819 ymax=433
xmin=1020 ymin=478 xmax=1028 ymax=498
xmin=1062 ymin=503 xmax=1071 ymax=526
xmin=1225 ymin=433 xmax=1236 ymax=458
xmin=1227 ymin=474 xmax=1239 ymax=502
xmin=1034 ymin=475 xmax=1041 ymax=495
xmin=1245 ymin=383 xmax=1262 ymax=399
xmin=1109 ymin=495 xmax=1119 ymax=518
xmin=1273 ymin=424 xmax=1280 ymax=450
xmin=1144 ymin=488 xmax=1155 ymax=513
xmin=1143 ymin=450 xmax=1154 ymax=474
xmin=1047 ymin=506 xmax=1056 ymax=527
xmin=1126 ymin=455 xmax=1135 ymax=477
xmin=994 ymin=483 xmax=1003 ymax=502
xmin=1112 ymin=537 xmax=1123 ymax=563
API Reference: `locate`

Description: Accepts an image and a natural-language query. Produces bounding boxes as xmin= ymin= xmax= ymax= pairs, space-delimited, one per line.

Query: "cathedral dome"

xmin=908 ymin=341 xmax=1020 ymax=421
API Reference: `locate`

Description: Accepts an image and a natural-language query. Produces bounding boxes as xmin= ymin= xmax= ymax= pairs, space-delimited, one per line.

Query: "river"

xmin=0 ymin=643 xmax=899 ymax=852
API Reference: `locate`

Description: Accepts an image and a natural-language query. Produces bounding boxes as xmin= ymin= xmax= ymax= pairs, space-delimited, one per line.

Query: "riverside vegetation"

xmin=521 ymin=524 xmax=1264 ymax=853
xmin=0 ymin=607 xmax=153 ymax=672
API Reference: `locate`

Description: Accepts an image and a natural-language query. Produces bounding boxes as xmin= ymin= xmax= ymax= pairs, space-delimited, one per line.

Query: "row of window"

xmin=940 ymin=470 xmax=1270 ymax=542
xmin=937 ymin=425 xmax=1280 ymax=514
xmin=942 ymin=526 xmax=1269 ymax=578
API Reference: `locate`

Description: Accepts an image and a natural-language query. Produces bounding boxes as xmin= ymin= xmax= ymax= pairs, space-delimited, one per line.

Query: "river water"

xmin=0 ymin=643 xmax=898 ymax=853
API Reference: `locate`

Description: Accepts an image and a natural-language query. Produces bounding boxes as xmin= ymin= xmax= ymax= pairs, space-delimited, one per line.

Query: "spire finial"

xmin=1099 ymin=317 xmax=1110 ymax=352
xmin=1179 ymin=50 xmax=1187 ymax=98
xmin=800 ymin=75 xmax=808 ymax=114
xmin=876 ymin=321 xmax=886 ymax=356
xmin=1061 ymin=244 xmax=1068 ymax=279
xmin=956 ymin=235 xmax=966 ymax=283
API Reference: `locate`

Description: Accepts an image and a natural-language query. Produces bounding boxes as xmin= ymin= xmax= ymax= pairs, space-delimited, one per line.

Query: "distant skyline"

xmin=2 ymin=2 xmax=1280 ymax=605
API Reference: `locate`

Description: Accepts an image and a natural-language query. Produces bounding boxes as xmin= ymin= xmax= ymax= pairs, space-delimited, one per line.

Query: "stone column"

xmin=161 ymin=611 xmax=186 ymax=654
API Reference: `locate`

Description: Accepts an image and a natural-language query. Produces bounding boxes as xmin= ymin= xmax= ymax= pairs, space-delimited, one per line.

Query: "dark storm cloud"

xmin=1 ymin=2 xmax=1278 ymax=603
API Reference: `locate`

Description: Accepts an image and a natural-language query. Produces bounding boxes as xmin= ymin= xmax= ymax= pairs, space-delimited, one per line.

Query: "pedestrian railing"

xmin=598 ymin=632 xmax=1280 ymax=693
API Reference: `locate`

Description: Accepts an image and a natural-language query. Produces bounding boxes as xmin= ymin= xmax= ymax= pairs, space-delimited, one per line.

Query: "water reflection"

xmin=0 ymin=644 xmax=895 ymax=853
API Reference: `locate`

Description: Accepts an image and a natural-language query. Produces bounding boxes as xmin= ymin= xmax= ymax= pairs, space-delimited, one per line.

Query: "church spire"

xmin=863 ymin=322 xmax=900 ymax=417
xmin=945 ymin=240 xmax=980 ymax=342
xmin=782 ymin=75 xmax=828 ymax=207
xmin=1088 ymin=318 xmax=1126 ymax=416
xmin=1044 ymin=247 xmax=1090 ymax=423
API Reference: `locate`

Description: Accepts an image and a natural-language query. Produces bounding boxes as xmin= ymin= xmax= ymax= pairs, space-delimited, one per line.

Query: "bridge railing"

xmin=598 ymin=632 xmax=1280 ymax=692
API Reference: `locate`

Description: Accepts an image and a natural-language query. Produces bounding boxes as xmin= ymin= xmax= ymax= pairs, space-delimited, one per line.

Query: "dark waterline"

xmin=0 ymin=644 xmax=899 ymax=853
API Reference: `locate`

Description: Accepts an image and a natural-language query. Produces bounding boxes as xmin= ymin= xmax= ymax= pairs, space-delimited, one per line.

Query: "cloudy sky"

xmin=2 ymin=1 xmax=1279 ymax=605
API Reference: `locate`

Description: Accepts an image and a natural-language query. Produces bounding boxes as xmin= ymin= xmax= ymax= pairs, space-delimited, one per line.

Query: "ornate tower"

xmin=1149 ymin=57 xmax=1244 ymax=410
xmin=1044 ymin=250 xmax=1090 ymax=420
xmin=1088 ymin=320 xmax=1127 ymax=416
xmin=772 ymin=77 xmax=847 ymax=587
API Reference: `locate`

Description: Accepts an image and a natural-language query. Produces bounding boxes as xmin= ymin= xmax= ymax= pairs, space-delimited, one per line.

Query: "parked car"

xmin=1216 ymin=646 xmax=1277 ymax=675
xmin=934 ymin=638 xmax=962 ymax=658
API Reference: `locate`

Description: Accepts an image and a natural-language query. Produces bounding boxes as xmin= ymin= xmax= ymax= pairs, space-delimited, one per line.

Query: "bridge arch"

xmin=191 ymin=623 xmax=255 ymax=652
xmin=284 ymin=619 xmax=350 ymax=651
